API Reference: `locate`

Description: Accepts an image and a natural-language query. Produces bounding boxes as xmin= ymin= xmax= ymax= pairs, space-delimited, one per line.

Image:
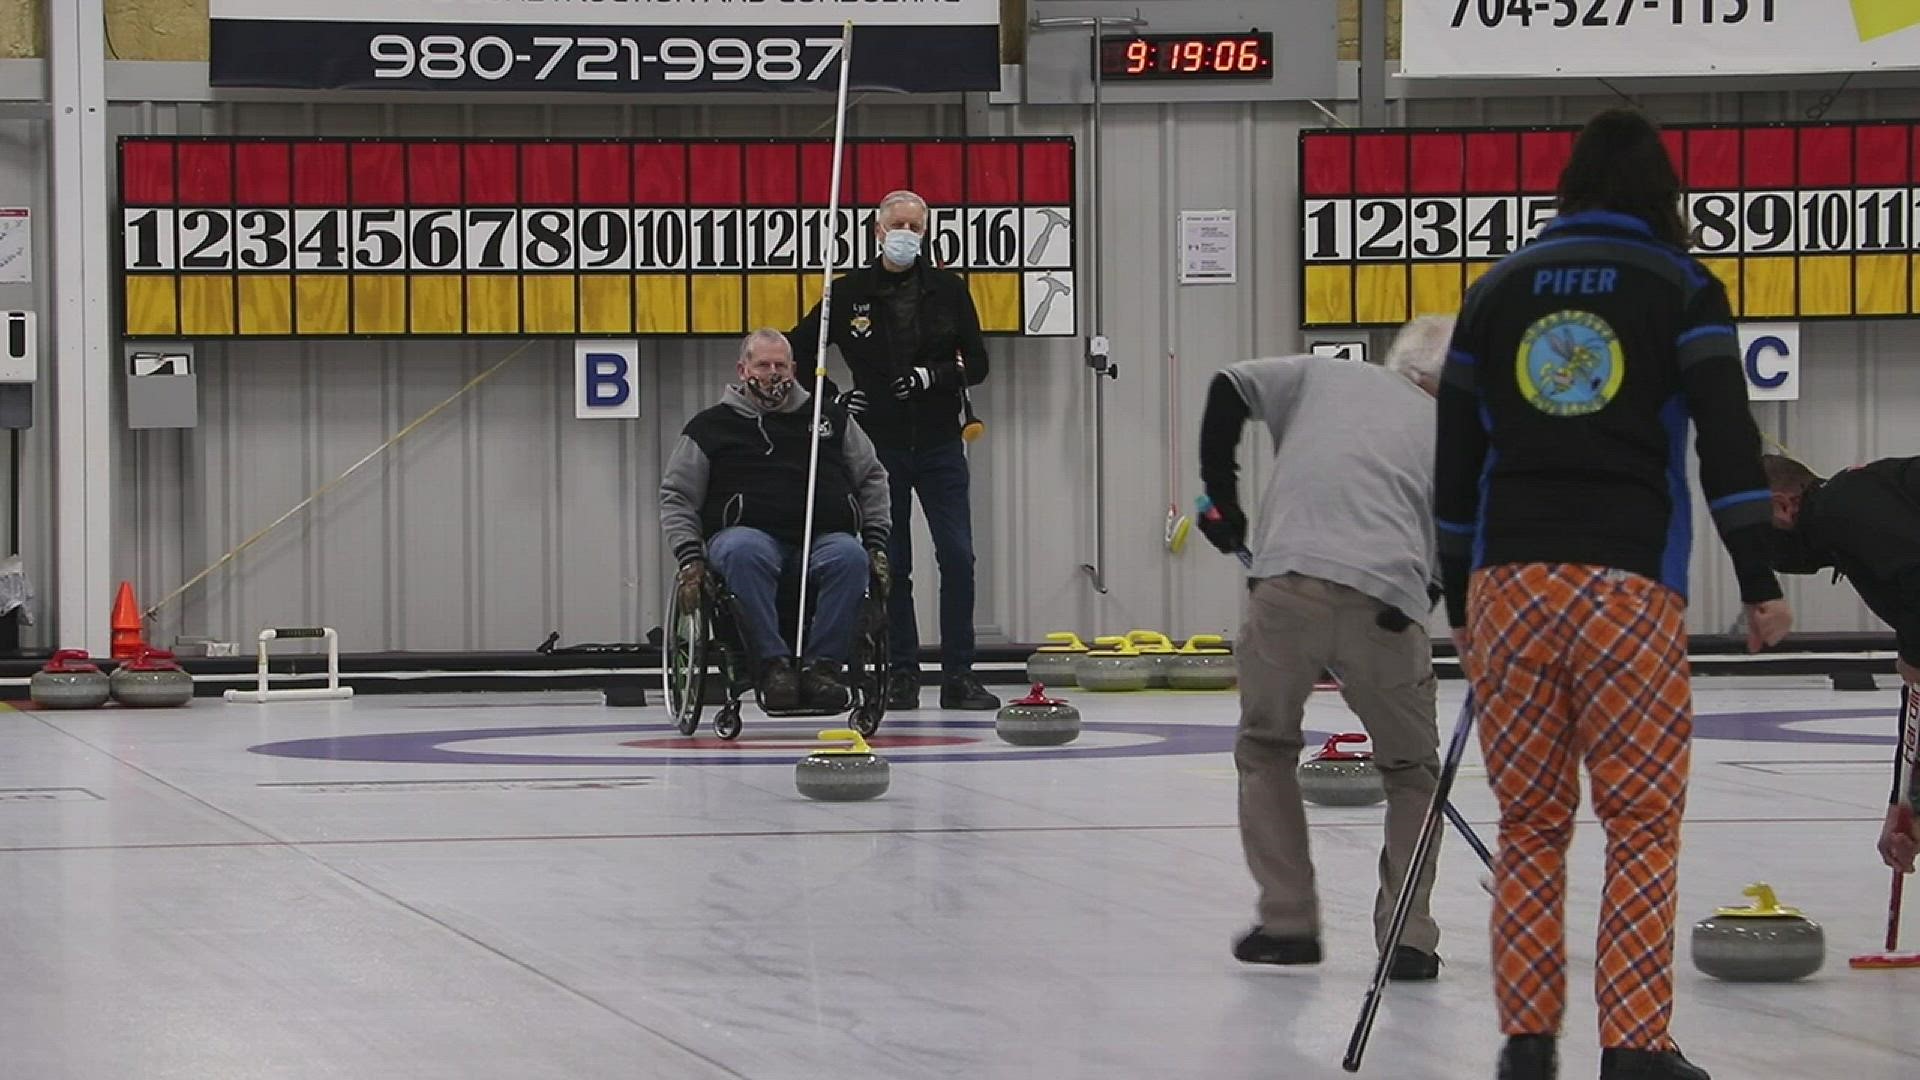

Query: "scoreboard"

xmin=1300 ymin=121 xmax=1920 ymax=328
xmin=119 ymin=137 xmax=1077 ymax=340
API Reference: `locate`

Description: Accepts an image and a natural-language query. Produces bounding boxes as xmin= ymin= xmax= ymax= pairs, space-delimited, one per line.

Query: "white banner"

xmin=1403 ymin=0 xmax=1920 ymax=78
xmin=211 ymin=0 xmax=997 ymax=30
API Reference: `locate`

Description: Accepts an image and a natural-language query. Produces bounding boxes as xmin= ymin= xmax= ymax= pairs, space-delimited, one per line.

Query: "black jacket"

xmin=658 ymin=386 xmax=891 ymax=565
xmin=1773 ymin=457 xmax=1920 ymax=808
xmin=788 ymin=257 xmax=989 ymax=450
xmin=1435 ymin=211 xmax=1780 ymax=626
xmin=1774 ymin=457 xmax=1920 ymax=666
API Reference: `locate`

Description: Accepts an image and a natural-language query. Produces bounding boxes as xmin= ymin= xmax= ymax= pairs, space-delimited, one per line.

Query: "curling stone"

xmin=108 ymin=647 xmax=195 ymax=708
xmin=1298 ymin=733 xmax=1386 ymax=807
xmin=1026 ymin=632 xmax=1089 ymax=687
xmin=1125 ymin=630 xmax=1177 ymax=688
xmin=996 ymin=684 xmax=1082 ymax=746
xmin=1690 ymin=883 xmax=1825 ymax=982
xmin=1075 ymin=636 xmax=1152 ymax=692
xmin=29 ymin=649 xmax=112 ymax=709
xmin=795 ymin=728 xmax=890 ymax=802
xmin=1167 ymin=634 xmax=1238 ymax=691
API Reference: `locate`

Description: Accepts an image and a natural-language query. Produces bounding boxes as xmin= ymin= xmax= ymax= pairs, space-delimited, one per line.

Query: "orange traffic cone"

xmin=110 ymin=581 xmax=145 ymax=660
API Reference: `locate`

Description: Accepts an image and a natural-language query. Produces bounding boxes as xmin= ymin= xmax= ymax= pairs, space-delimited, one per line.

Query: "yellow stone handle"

xmin=815 ymin=728 xmax=873 ymax=755
xmin=1042 ymin=631 xmax=1088 ymax=651
xmin=1126 ymin=629 xmax=1175 ymax=651
xmin=1713 ymin=881 xmax=1803 ymax=918
xmin=1092 ymin=635 xmax=1137 ymax=655
xmin=1181 ymin=634 xmax=1229 ymax=654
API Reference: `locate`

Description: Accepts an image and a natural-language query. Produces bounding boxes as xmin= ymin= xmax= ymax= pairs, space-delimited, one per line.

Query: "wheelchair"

xmin=661 ymin=557 xmax=893 ymax=741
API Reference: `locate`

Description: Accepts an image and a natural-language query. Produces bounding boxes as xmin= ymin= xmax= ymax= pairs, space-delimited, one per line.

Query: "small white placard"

xmin=1179 ymin=210 xmax=1236 ymax=285
xmin=0 ymin=208 xmax=29 ymax=284
xmin=575 ymin=339 xmax=641 ymax=419
xmin=1310 ymin=341 xmax=1368 ymax=363
xmin=1738 ymin=323 xmax=1799 ymax=402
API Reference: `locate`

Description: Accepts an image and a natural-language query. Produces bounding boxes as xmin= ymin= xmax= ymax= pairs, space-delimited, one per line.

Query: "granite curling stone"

xmin=1298 ymin=733 xmax=1386 ymax=807
xmin=1075 ymin=636 xmax=1152 ymax=692
xmin=1026 ymin=631 xmax=1089 ymax=687
xmin=795 ymin=728 xmax=890 ymax=802
xmin=29 ymin=649 xmax=112 ymax=709
xmin=1125 ymin=630 xmax=1177 ymax=688
xmin=1690 ymin=883 xmax=1825 ymax=982
xmin=1166 ymin=634 xmax=1238 ymax=691
xmin=108 ymin=647 xmax=195 ymax=708
xmin=996 ymin=684 xmax=1082 ymax=746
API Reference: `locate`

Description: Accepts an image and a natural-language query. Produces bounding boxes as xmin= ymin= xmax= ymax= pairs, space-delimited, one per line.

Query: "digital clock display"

xmin=1096 ymin=32 xmax=1275 ymax=81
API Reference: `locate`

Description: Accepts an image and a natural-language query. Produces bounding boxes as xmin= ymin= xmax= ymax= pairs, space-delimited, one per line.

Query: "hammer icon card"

xmin=1023 ymin=207 xmax=1073 ymax=268
xmin=1023 ymin=271 xmax=1075 ymax=336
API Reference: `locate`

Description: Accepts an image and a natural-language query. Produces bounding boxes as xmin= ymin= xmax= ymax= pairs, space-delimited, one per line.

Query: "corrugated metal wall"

xmin=92 ymin=85 xmax=1920 ymax=652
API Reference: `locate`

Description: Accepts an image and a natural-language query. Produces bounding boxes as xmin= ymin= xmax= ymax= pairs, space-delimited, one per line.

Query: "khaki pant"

xmin=1236 ymin=574 xmax=1443 ymax=952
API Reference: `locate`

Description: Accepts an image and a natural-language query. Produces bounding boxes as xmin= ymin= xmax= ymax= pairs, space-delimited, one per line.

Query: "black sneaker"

xmin=1386 ymin=945 xmax=1441 ymax=981
xmin=760 ymin=658 xmax=799 ymax=711
xmin=940 ymin=672 xmax=1001 ymax=710
xmin=1231 ymin=927 xmax=1322 ymax=966
xmin=885 ymin=670 xmax=920 ymax=710
xmin=799 ymin=660 xmax=851 ymax=712
xmin=1498 ymin=1035 xmax=1558 ymax=1080
xmin=1599 ymin=1049 xmax=1709 ymax=1080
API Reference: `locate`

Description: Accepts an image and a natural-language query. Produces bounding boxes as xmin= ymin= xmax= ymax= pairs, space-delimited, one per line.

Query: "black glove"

xmin=1196 ymin=499 xmax=1248 ymax=556
xmin=867 ymin=546 xmax=892 ymax=602
xmin=674 ymin=558 xmax=706 ymax=615
xmin=835 ymin=388 xmax=868 ymax=416
xmin=1427 ymin=582 xmax=1444 ymax=610
xmin=890 ymin=367 xmax=933 ymax=400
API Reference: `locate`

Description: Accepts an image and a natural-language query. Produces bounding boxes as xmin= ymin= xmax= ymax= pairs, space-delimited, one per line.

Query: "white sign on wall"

xmin=1404 ymin=1 xmax=1920 ymax=79
xmin=1310 ymin=341 xmax=1369 ymax=363
xmin=576 ymin=340 xmax=641 ymax=420
xmin=1179 ymin=210 xmax=1237 ymax=285
xmin=1739 ymin=323 xmax=1799 ymax=402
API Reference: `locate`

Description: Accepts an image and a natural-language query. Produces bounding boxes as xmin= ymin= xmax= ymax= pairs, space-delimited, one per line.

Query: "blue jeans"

xmin=706 ymin=527 xmax=868 ymax=666
xmin=877 ymin=439 xmax=976 ymax=676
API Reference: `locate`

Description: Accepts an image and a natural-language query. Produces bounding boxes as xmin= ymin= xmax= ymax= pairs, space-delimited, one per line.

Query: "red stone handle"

xmin=45 ymin=649 xmax=101 ymax=673
xmin=1013 ymin=683 xmax=1067 ymax=706
xmin=1315 ymin=732 xmax=1373 ymax=761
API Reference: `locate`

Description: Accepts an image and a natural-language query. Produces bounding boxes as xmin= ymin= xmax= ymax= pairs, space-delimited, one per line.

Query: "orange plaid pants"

xmin=1467 ymin=563 xmax=1691 ymax=1051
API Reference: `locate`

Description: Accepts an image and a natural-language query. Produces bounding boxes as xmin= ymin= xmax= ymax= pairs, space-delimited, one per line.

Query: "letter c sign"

xmin=1737 ymin=323 xmax=1798 ymax=402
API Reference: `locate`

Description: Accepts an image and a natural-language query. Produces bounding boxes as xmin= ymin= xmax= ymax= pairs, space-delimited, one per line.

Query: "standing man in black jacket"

xmin=789 ymin=189 xmax=999 ymax=711
xmin=1763 ymin=453 xmax=1920 ymax=874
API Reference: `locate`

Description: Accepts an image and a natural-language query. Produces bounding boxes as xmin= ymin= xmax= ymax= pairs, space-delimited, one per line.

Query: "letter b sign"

xmin=575 ymin=340 xmax=640 ymax=419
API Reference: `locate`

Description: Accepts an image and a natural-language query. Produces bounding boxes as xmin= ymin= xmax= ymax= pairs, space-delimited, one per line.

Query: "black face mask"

xmin=744 ymin=374 xmax=794 ymax=409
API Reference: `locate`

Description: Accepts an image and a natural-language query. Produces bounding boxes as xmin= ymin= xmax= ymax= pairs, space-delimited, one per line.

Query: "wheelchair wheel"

xmin=663 ymin=585 xmax=706 ymax=736
xmin=713 ymin=702 xmax=743 ymax=741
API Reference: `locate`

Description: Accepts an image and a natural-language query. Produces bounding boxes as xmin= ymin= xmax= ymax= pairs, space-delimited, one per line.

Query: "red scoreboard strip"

xmin=1299 ymin=121 xmax=1920 ymax=328
xmin=119 ymin=137 xmax=1077 ymax=340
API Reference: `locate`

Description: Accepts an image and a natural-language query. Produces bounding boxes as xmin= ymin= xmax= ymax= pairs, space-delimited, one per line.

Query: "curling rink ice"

xmin=0 ymin=677 xmax=1915 ymax=1079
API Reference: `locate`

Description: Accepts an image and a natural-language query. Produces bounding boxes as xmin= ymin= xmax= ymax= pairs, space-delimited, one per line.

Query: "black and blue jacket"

xmin=1433 ymin=210 xmax=1782 ymax=625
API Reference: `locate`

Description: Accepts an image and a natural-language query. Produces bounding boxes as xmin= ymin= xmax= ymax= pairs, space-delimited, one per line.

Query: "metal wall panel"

xmin=97 ymin=85 xmax=1920 ymax=652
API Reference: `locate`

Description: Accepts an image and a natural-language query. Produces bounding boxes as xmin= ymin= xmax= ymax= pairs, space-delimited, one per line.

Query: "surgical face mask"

xmin=744 ymin=372 xmax=793 ymax=409
xmin=882 ymin=228 xmax=922 ymax=266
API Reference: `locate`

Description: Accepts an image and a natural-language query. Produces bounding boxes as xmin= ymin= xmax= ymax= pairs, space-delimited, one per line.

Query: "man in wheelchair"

xmin=660 ymin=328 xmax=893 ymax=713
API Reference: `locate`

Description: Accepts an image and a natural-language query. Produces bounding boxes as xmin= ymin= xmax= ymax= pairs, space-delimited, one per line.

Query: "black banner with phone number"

xmin=209 ymin=21 xmax=1000 ymax=94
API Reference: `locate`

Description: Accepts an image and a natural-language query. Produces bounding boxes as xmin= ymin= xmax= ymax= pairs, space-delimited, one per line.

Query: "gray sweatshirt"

xmin=1222 ymin=355 xmax=1437 ymax=620
xmin=659 ymin=384 xmax=891 ymax=564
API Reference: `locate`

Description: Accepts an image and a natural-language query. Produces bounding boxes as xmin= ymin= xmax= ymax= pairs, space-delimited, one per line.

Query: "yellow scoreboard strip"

xmin=119 ymin=138 xmax=1078 ymax=340
xmin=1300 ymin=122 xmax=1920 ymax=328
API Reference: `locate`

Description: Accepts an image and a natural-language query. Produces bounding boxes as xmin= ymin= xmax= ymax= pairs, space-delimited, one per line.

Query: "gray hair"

xmin=738 ymin=327 xmax=792 ymax=364
xmin=877 ymin=189 xmax=929 ymax=219
xmin=1383 ymin=314 xmax=1455 ymax=388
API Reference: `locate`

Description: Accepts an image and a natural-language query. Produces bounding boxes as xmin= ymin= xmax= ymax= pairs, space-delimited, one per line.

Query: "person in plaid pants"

xmin=1434 ymin=108 xmax=1792 ymax=1080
